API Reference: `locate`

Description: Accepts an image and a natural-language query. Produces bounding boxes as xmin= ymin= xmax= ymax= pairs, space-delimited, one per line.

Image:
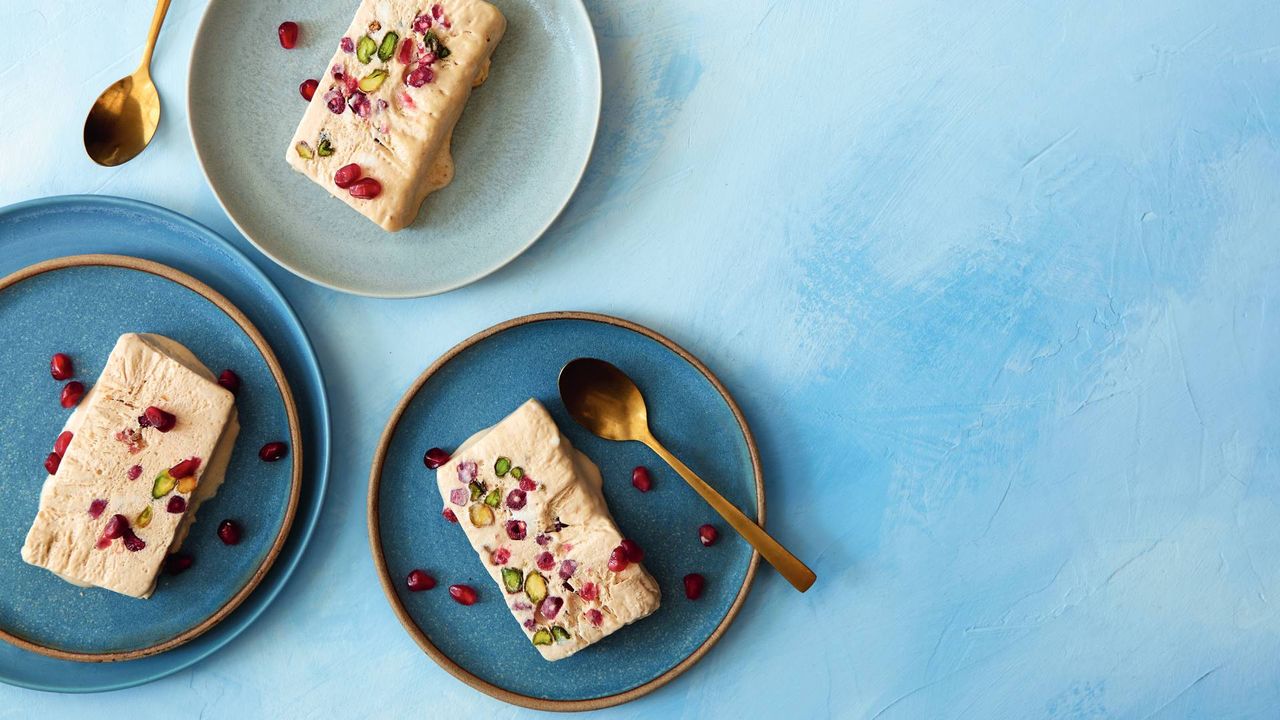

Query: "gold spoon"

xmin=83 ymin=0 xmax=172 ymax=166
xmin=559 ymin=358 xmax=816 ymax=592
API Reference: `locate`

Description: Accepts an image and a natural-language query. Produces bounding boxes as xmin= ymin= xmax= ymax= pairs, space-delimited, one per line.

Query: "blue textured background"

xmin=2 ymin=0 xmax=1279 ymax=717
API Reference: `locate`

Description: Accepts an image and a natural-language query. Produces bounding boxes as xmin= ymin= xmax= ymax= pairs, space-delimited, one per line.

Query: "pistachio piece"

xmin=151 ymin=470 xmax=175 ymax=498
xmin=176 ymin=475 xmax=198 ymax=494
xmin=316 ymin=138 xmax=334 ymax=156
xmin=551 ymin=625 xmax=571 ymax=642
xmin=468 ymin=503 xmax=494 ymax=527
xmin=295 ymin=141 xmax=314 ymax=159
xmin=525 ymin=572 xmax=548 ymax=603
xmin=356 ymin=35 xmax=377 ymax=63
xmin=494 ymin=457 xmax=511 ymax=477
xmin=502 ymin=567 xmax=524 ymax=593
xmin=135 ymin=506 xmax=153 ymax=529
xmin=510 ymin=466 xmax=524 ymax=480
xmin=359 ymin=69 xmax=389 ymax=92
xmin=484 ymin=488 xmax=501 ymax=508
xmin=469 ymin=480 xmax=485 ymax=501
xmin=378 ymin=31 xmax=399 ymax=62
xmin=532 ymin=629 xmax=553 ymax=646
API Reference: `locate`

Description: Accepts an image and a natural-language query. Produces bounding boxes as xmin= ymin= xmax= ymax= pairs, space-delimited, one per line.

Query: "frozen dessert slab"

xmin=21 ymin=333 xmax=239 ymax=599
xmin=286 ymin=0 xmax=506 ymax=231
xmin=436 ymin=399 xmax=661 ymax=661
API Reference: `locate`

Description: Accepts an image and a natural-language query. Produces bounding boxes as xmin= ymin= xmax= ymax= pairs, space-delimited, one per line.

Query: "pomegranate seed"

xmin=535 ymin=534 xmax=550 ymax=546
xmin=217 ymin=519 xmax=242 ymax=545
xmin=519 ymin=477 xmax=537 ymax=492
xmin=505 ymin=520 xmax=527 ymax=540
xmin=167 ymin=496 xmax=187 ymax=513
xmin=423 ymin=446 xmax=450 ymax=469
xmin=406 ymin=569 xmax=437 ymax=591
xmin=698 ymin=524 xmax=719 ymax=547
xmin=558 ymin=559 xmax=577 ymax=580
xmin=420 ymin=51 xmax=436 ymax=65
xmin=169 ymin=457 xmax=201 ymax=479
xmin=431 ymin=4 xmax=444 ymax=19
xmin=88 ymin=499 xmax=107 ymax=518
xmin=164 ymin=554 xmax=194 ymax=575
xmin=608 ymin=546 xmax=629 ymax=572
xmin=491 ymin=547 xmax=511 ymax=564
xmin=216 ymin=369 xmax=241 ymax=396
xmin=277 ymin=21 xmax=299 ymax=49
xmin=587 ymin=609 xmax=603 ymax=626
xmin=398 ymin=37 xmax=415 ymax=64
xmin=538 ymin=596 xmax=564 ymax=620
xmin=140 ymin=406 xmax=176 ymax=432
xmin=43 ymin=452 xmax=60 ymax=474
xmin=620 ymin=538 xmax=644 ymax=563
xmin=343 ymin=73 xmax=358 ymax=94
xmin=405 ymin=66 xmax=434 ymax=87
xmin=683 ymin=573 xmax=706 ymax=600
xmin=442 ymin=507 xmax=458 ymax=522
xmin=448 ymin=584 xmax=478 ymax=605
xmin=334 ymin=163 xmax=362 ymax=189
xmin=103 ymin=514 xmax=129 ymax=540
xmin=54 ymin=430 xmax=73 ymax=456
xmin=122 ymin=530 xmax=146 ymax=552
xmin=299 ymin=78 xmax=319 ymax=101
xmin=347 ymin=90 xmax=370 ymax=118
xmin=413 ymin=13 xmax=432 ymax=32
xmin=50 ymin=353 xmax=73 ymax=380
xmin=60 ymin=381 xmax=85 ymax=408
xmin=325 ymin=88 xmax=346 ymax=114
xmin=349 ymin=178 xmax=382 ymax=199
xmin=259 ymin=441 xmax=288 ymax=462
xmin=536 ymin=552 xmax=555 ymax=571
xmin=505 ymin=488 xmax=526 ymax=510
xmin=579 ymin=582 xmax=599 ymax=601
xmin=631 ymin=466 xmax=652 ymax=492
xmin=127 ymin=464 xmax=142 ymax=480
xmin=340 ymin=36 xmax=354 ymax=53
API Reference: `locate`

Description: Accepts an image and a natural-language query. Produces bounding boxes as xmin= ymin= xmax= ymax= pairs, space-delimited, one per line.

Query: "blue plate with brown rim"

xmin=368 ymin=312 xmax=763 ymax=711
xmin=0 ymin=195 xmax=329 ymax=692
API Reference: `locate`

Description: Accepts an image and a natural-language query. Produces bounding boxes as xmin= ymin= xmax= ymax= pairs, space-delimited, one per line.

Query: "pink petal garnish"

xmin=449 ymin=487 xmax=468 ymax=506
xmin=579 ymin=582 xmax=599 ymax=601
xmin=457 ymin=460 xmax=477 ymax=483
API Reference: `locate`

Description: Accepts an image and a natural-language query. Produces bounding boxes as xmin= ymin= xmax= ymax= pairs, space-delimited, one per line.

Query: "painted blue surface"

xmin=189 ymin=0 xmax=600 ymax=297
xmin=379 ymin=317 xmax=757 ymax=701
xmin=0 ymin=197 xmax=330 ymax=693
xmin=1 ymin=0 xmax=1279 ymax=717
xmin=0 ymin=264 xmax=292 ymax=655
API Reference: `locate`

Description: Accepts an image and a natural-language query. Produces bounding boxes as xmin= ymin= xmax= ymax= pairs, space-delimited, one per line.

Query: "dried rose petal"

xmin=449 ymin=487 xmax=468 ymax=506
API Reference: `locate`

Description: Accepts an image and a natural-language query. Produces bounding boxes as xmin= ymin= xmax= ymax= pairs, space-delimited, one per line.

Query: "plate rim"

xmin=366 ymin=311 xmax=764 ymax=711
xmin=0 ymin=253 xmax=304 ymax=663
xmin=186 ymin=0 xmax=604 ymax=299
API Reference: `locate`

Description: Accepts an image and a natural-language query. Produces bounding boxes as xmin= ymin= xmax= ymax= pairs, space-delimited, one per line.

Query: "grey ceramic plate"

xmin=188 ymin=0 xmax=601 ymax=297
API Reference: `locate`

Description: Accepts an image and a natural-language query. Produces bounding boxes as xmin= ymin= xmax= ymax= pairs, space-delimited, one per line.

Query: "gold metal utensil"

xmin=559 ymin=358 xmax=816 ymax=592
xmin=83 ymin=0 xmax=172 ymax=166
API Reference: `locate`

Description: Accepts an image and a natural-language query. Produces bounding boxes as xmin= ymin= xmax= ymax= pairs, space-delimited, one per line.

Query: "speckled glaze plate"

xmin=369 ymin=312 xmax=763 ymax=710
xmin=0 ymin=196 xmax=329 ymax=692
xmin=189 ymin=0 xmax=601 ymax=298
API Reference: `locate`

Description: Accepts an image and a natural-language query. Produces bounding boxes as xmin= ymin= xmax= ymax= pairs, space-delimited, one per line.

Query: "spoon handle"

xmin=140 ymin=0 xmax=173 ymax=70
xmin=643 ymin=435 xmax=816 ymax=592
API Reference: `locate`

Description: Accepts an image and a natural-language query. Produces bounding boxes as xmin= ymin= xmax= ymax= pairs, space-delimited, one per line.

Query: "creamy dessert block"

xmin=436 ymin=400 xmax=661 ymax=661
xmin=22 ymin=334 xmax=239 ymax=599
xmin=286 ymin=0 xmax=506 ymax=231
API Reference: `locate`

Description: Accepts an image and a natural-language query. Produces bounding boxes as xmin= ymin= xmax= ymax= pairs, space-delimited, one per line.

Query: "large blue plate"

xmin=369 ymin=313 xmax=762 ymax=710
xmin=189 ymin=0 xmax=601 ymax=297
xmin=0 ymin=196 xmax=329 ymax=692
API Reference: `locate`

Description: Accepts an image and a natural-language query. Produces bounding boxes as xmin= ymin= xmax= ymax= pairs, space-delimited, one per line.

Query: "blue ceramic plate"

xmin=0 ymin=196 xmax=329 ymax=692
xmin=369 ymin=313 xmax=762 ymax=710
xmin=189 ymin=0 xmax=601 ymax=298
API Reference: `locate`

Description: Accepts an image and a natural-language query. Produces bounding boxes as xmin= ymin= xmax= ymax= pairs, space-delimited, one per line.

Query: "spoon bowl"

xmin=84 ymin=71 xmax=161 ymax=167
xmin=83 ymin=0 xmax=171 ymax=166
xmin=560 ymin=357 xmax=817 ymax=592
